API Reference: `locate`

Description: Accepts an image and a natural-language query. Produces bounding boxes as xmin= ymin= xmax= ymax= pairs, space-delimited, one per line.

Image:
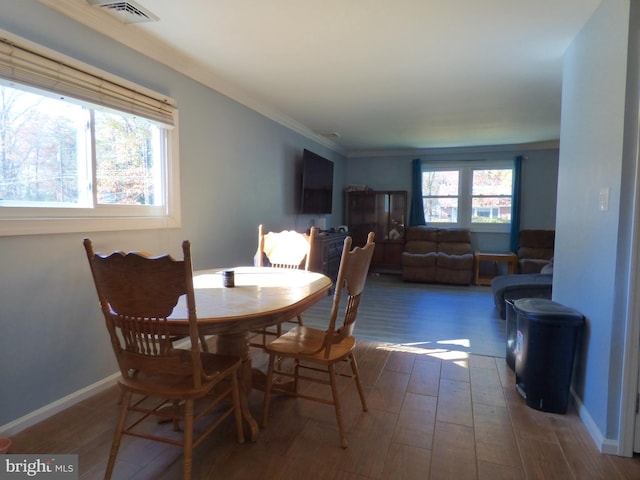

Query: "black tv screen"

xmin=300 ymin=149 xmax=334 ymax=214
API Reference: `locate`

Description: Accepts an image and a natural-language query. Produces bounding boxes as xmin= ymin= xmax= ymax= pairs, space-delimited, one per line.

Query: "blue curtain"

xmin=409 ymin=158 xmax=426 ymax=226
xmin=509 ymin=155 xmax=523 ymax=253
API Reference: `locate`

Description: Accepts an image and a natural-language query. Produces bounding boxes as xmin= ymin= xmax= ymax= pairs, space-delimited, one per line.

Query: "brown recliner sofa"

xmin=401 ymin=226 xmax=474 ymax=285
xmin=518 ymin=229 xmax=555 ymax=274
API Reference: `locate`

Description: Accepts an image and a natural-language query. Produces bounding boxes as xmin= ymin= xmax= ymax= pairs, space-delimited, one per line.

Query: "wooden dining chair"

xmin=250 ymin=224 xmax=318 ymax=348
xmin=83 ymin=238 xmax=244 ymax=480
xmin=127 ymin=249 xmax=208 ymax=351
xmin=262 ymin=232 xmax=375 ymax=448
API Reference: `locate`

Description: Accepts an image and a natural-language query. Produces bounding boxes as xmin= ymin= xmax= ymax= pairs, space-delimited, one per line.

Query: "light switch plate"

xmin=599 ymin=187 xmax=609 ymax=211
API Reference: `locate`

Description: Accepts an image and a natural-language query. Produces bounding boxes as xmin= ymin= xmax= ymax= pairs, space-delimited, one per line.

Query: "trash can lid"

xmin=513 ymin=298 xmax=584 ymax=325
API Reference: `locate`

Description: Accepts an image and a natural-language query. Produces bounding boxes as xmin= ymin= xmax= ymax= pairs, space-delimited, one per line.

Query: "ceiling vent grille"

xmin=87 ymin=1 xmax=159 ymax=24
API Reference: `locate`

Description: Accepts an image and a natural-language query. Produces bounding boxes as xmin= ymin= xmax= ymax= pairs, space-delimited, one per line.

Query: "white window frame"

xmin=0 ymin=31 xmax=181 ymax=236
xmin=421 ymin=160 xmax=514 ymax=233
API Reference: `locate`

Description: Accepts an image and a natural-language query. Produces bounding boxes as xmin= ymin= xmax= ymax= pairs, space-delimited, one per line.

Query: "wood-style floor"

xmin=8 ymin=274 xmax=640 ymax=479
xmin=303 ymin=273 xmax=506 ymax=358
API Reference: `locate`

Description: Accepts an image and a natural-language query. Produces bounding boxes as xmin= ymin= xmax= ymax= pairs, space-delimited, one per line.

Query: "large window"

xmin=0 ymin=34 xmax=180 ymax=236
xmin=421 ymin=162 xmax=513 ymax=231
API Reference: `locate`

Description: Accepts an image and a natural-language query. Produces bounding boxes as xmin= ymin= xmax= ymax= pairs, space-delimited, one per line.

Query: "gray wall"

xmin=0 ymin=0 xmax=346 ymax=428
xmin=2 ymin=0 xmax=636 ymax=455
xmin=345 ymin=146 xmax=559 ymax=252
xmin=556 ymin=0 xmax=631 ymax=449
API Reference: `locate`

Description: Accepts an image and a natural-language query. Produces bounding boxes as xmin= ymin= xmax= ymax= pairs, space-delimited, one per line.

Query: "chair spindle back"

xmin=324 ymin=232 xmax=375 ymax=358
xmin=83 ymin=239 xmax=205 ymax=387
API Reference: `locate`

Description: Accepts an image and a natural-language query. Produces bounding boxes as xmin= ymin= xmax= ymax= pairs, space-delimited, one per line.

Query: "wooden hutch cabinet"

xmin=345 ymin=190 xmax=407 ymax=271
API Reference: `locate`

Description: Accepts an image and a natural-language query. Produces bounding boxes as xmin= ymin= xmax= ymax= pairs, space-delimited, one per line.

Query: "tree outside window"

xmin=0 ymin=85 xmax=164 ymax=208
xmin=422 ymin=170 xmax=459 ymax=223
xmin=421 ymin=163 xmax=513 ymax=231
xmin=471 ymin=168 xmax=512 ymax=224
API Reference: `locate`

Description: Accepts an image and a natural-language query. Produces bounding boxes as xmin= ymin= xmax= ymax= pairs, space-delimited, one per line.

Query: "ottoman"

xmin=491 ymin=274 xmax=553 ymax=319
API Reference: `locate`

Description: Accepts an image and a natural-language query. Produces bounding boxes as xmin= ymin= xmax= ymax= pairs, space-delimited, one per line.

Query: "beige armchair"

xmin=517 ymin=229 xmax=555 ymax=274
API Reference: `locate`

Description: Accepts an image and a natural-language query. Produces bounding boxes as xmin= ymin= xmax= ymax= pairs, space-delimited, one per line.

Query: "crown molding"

xmin=37 ymin=0 xmax=344 ymax=154
xmin=346 ymin=140 xmax=560 ymax=158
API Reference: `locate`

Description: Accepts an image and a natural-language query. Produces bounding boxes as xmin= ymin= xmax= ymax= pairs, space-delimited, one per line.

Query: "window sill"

xmin=0 ymin=215 xmax=181 ymax=237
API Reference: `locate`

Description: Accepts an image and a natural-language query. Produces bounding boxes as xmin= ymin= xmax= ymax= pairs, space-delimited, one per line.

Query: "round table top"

xmin=168 ymin=266 xmax=332 ymax=333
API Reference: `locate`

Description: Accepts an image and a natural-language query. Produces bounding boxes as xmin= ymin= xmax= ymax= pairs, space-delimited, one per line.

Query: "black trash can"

xmin=513 ymin=298 xmax=584 ymax=414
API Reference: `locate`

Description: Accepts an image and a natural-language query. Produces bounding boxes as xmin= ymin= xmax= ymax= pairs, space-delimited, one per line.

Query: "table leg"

xmin=216 ymin=332 xmax=259 ymax=441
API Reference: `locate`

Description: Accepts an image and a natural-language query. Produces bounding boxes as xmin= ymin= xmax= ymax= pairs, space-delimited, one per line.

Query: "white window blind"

xmin=0 ymin=36 xmax=175 ymax=126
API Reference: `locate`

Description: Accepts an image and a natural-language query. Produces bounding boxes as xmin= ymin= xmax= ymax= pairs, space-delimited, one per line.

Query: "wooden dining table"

xmin=168 ymin=266 xmax=332 ymax=440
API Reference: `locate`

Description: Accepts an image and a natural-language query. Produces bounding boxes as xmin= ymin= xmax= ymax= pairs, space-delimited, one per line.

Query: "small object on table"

xmin=222 ymin=270 xmax=235 ymax=287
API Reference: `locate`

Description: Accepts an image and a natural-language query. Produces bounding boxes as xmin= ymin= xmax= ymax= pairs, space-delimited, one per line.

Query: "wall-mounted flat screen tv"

xmin=300 ymin=149 xmax=334 ymax=215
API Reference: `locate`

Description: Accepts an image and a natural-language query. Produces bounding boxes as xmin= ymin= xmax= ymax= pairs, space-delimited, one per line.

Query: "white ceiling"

xmin=44 ymin=0 xmax=602 ymax=154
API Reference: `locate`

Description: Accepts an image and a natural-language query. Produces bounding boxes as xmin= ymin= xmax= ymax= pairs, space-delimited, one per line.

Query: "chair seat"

xmin=262 ymin=232 xmax=375 ymax=448
xmin=265 ymin=326 xmax=356 ymax=362
xmin=118 ymin=352 xmax=240 ymax=399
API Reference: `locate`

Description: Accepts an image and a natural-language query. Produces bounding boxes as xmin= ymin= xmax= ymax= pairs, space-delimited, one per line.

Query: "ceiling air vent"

xmin=87 ymin=1 xmax=159 ymax=24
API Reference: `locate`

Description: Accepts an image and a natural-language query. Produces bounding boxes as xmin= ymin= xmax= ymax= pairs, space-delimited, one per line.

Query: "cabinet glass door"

xmin=374 ymin=194 xmax=388 ymax=240
xmin=388 ymin=192 xmax=406 ymax=241
xmin=347 ymin=192 xmax=375 ymax=246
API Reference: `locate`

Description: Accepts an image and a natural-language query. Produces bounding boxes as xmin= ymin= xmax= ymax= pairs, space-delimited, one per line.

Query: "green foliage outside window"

xmin=0 ymin=84 xmax=162 ymax=207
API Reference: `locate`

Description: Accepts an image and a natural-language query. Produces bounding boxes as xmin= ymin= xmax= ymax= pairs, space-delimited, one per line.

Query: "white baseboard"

xmin=571 ymin=387 xmax=619 ymax=455
xmin=0 ymin=338 xmax=197 ymax=438
xmin=0 ymin=372 xmax=119 ymax=437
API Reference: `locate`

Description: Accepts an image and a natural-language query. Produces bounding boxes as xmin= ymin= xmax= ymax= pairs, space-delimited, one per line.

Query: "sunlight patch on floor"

xmin=375 ymin=341 xmax=470 ymax=362
xmin=437 ymin=338 xmax=470 ymax=347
